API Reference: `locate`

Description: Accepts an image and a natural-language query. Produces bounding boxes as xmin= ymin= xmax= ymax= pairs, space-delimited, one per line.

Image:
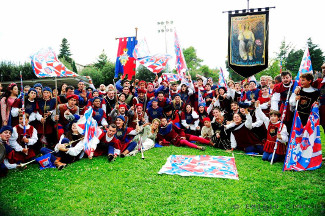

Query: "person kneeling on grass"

xmin=157 ymin=117 xmax=209 ymax=150
xmin=255 ymin=101 xmax=288 ymax=162
xmin=0 ymin=126 xmax=25 ymax=177
xmin=97 ymin=123 xmax=121 ymax=162
xmin=224 ymin=108 xmax=264 ymax=154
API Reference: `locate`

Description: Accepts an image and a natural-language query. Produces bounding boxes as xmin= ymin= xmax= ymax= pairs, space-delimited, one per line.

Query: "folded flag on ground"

xmin=35 ymin=153 xmax=56 ymax=170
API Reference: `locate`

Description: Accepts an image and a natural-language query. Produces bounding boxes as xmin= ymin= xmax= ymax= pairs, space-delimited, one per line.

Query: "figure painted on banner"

xmin=238 ymin=22 xmax=255 ymax=61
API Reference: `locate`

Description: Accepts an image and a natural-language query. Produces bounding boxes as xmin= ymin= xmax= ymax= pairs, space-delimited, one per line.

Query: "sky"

xmin=0 ymin=0 xmax=323 ymax=77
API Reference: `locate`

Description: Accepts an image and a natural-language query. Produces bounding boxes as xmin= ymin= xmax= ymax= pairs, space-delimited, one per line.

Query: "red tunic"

xmin=12 ymin=125 xmax=36 ymax=162
xmin=232 ymin=124 xmax=262 ymax=150
xmin=263 ymin=122 xmax=287 ymax=155
xmin=58 ymin=104 xmax=79 ymax=127
xmin=157 ymin=124 xmax=186 ymax=147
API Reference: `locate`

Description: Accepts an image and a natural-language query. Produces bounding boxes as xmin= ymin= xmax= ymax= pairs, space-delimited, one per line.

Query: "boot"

xmin=54 ymin=157 xmax=66 ymax=170
xmin=108 ymin=154 xmax=115 ymax=162
xmin=120 ymin=150 xmax=130 ymax=158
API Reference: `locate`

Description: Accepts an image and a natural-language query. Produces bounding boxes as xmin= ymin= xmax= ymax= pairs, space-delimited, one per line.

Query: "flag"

xmin=35 ymin=153 xmax=56 ymax=170
xmin=279 ymin=58 xmax=283 ymax=74
xmin=137 ymin=55 xmax=172 ymax=74
xmin=115 ymin=37 xmax=137 ymax=80
xmin=283 ymin=104 xmax=322 ymax=171
xmin=158 ymin=155 xmax=239 ymax=180
xmin=132 ymin=38 xmax=150 ymax=60
xmin=218 ymin=67 xmax=227 ymax=88
xmin=198 ymin=89 xmax=206 ymax=108
xmin=30 ymin=48 xmax=78 ymax=78
xmin=292 ymin=47 xmax=313 ymax=92
xmin=174 ymin=30 xmax=188 ymax=81
xmin=161 ymin=73 xmax=179 ymax=82
xmin=76 ymin=107 xmax=102 ymax=156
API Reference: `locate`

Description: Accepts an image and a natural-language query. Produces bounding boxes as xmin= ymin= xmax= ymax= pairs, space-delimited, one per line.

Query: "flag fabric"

xmin=174 ymin=30 xmax=188 ymax=81
xmin=132 ymin=38 xmax=150 ymax=60
xmin=76 ymin=107 xmax=102 ymax=156
xmin=198 ymin=89 xmax=206 ymax=107
xmin=115 ymin=37 xmax=137 ymax=80
xmin=292 ymin=47 xmax=313 ymax=92
xmin=283 ymin=104 xmax=322 ymax=171
xmin=137 ymin=55 xmax=172 ymax=74
xmin=161 ymin=73 xmax=180 ymax=82
xmin=279 ymin=58 xmax=283 ymax=74
xmin=218 ymin=67 xmax=227 ymax=88
xmin=158 ymin=155 xmax=239 ymax=179
xmin=35 ymin=153 xmax=56 ymax=170
xmin=31 ymin=48 xmax=78 ymax=78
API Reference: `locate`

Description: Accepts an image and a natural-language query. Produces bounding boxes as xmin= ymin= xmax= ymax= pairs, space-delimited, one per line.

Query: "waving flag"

xmin=174 ymin=30 xmax=188 ymax=81
xmin=115 ymin=37 xmax=137 ymax=80
xmin=198 ymin=89 xmax=206 ymax=108
xmin=132 ymin=38 xmax=150 ymax=60
xmin=218 ymin=67 xmax=227 ymax=88
xmin=162 ymin=73 xmax=179 ymax=82
xmin=76 ymin=107 xmax=102 ymax=156
xmin=279 ymin=58 xmax=283 ymax=74
xmin=138 ymin=55 xmax=172 ymax=74
xmin=31 ymin=48 xmax=78 ymax=78
xmin=292 ymin=47 xmax=313 ymax=92
xmin=158 ymin=155 xmax=239 ymax=179
xmin=283 ymin=104 xmax=322 ymax=171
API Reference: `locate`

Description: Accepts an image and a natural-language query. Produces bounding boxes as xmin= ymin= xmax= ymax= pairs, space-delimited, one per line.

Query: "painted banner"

xmin=158 ymin=155 xmax=239 ymax=179
xmin=228 ymin=11 xmax=269 ymax=78
xmin=115 ymin=37 xmax=137 ymax=80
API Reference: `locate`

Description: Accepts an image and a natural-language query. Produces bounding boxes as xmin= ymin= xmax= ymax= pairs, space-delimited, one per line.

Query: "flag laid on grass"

xmin=158 ymin=155 xmax=239 ymax=179
xmin=31 ymin=48 xmax=78 ymax=78
xmin=283 ymin=104 xmax=322 ymax=171
xmin=76 ymin=107 xmax=102 ymax=156
xmin=35 ymin=153 xmax=56 ymax=170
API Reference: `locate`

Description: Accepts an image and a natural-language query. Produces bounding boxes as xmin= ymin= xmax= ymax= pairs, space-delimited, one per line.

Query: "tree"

xmin=183 ymin=46 xmax=203 ymax=73
xmin=136 ymin=65 xmax=161 ymax=82
xmin=80 ymin=61 xmax=115 ymax=87
xmin=94 ymin=50 xmax=108 ymax=70
xmin=286 ymin=49 xmax=304 ymax=77
xmin=307 ymin=38 xmax=325 ymax=71
xmin=275 ymin=39 xmax=292 ymax=71
xmin=255 ymin=59 xmax=281 ymax=80
xmin=0 ymin=61 xmax=35 ymax=82
xmin=58 ymin=38 xmax=72 ymax=62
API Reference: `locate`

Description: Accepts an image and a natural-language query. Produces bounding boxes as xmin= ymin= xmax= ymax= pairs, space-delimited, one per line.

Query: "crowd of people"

xmin=0 ymin=64 xmax=324 ymax=177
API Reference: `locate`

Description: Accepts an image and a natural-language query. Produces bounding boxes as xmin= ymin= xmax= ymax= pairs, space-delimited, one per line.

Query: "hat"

xmin=147 ymin=83 xmax=154 ymax=87
xmin=173 ymin=93 xmax=181 ymax=98
xmin=92 ymin=90 xmax=98 ymax=95
xmin=198 ymin=103 xmax=206 ymax=108
xmin=249 ymin=80 xmax=257 ymax=85
xmin=203 ymin=117 xmax=211 ymax=122
xmin=135 ymin=103 xmax=143 ymax=108
xmin=218 ymin=86 xmax=227 ymax=92
xmin=0 ymin=126 xmax=13 ymax=134
xmin=86 ymin=86 xmax=93 ymax=91
xmin=92 ymin=97 xmax=101 ymax=102
xmin=116 ymin=115 xmax=125 ymax=122
xmin=151 ymin=98 xmax=158 ymax=102
xmin=33 ymin=83 xmax=43 ymax=89
xmin=119 ymin=104 xmax=128 ymax=110
xmin=67 ymin=94 xmax=79 ymax=101
xmin=42 ymin=86 xmax=52 ymax=93
xmin=28 ymin=88 xmax=37 ymax=95
xmin=163 ymin=104 xmax=173 ymax=112
xmin=137 ymin=89 xmax=146 ymax=94
xmin=61 ymin=138 xmax=70 ymax=144
xmin=138 ymin=80 xmax=147 ymax=86
xmin=161 ymin=80 xmax=169 ymax=85
xmin=78 ymin=80 xmax=84 ymax=83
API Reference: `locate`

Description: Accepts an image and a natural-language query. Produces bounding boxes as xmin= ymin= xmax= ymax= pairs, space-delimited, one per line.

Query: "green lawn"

xmin=0 ymin=129 xmax=324 ymax=216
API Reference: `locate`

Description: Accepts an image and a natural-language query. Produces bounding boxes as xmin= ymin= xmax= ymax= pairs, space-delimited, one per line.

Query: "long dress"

xmin=129 ymin=125 xmax=157 ymax=155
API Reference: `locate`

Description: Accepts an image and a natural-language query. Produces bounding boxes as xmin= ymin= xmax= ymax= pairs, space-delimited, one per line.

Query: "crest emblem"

xmin=119 ymin=48 xmax=129 ymax=66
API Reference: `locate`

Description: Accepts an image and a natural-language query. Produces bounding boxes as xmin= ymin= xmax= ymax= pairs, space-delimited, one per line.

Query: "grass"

xmin=0 ymin=129 xmax=324 ymax=216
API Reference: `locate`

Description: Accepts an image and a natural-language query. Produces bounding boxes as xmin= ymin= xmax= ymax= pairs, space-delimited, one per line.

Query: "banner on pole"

xmin=228 ymin=11 xmax=269 ymax=78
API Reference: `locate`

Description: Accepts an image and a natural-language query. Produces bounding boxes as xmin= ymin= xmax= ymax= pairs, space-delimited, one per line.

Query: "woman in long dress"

xmin=129 ymin=118 xmax=160 ymax=155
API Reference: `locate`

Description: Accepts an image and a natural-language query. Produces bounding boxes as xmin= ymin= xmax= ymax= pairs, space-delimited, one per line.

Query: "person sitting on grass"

xmin=98 ymin=124 xmax=120 ymax=162
xmin=224 ymin=108 xmax=264 ymax=154
xmin=255 ymin=101 xmax=288 ymax=163
xmin=157 ymin=117 xmax=209 ymax=151
xmin=200 ymin=117 xmax=214 ymax=146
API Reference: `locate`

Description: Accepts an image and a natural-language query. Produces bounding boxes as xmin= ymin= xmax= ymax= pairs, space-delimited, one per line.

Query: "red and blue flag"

xmin=31 ymin=48 xmax=78 ymax=78
xmin=159 ymin=155 xmax=239 ymax=179
xmin=174 ymin=30 xmax=188 ymax=82
xmin=161 ymin=73 xmax=179 ymax=83
xmin=198 ymin=89 xmax=206 ymax=108
xmin=292 ymin=47 xmax=313 ymax=92
xmin=283 ymin=104 xmax=322 ymax=171
xmin=218 ymin=67 xmax=227 ymax=88
xmin=76 ymin=107 xmax=102 ymax=156
xmin=115 ymin=37 xmax=137 ymax=80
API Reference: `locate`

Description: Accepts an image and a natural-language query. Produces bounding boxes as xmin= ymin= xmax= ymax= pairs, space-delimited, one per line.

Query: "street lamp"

xmin=157 ymin=20 xmax=174 ymax=54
